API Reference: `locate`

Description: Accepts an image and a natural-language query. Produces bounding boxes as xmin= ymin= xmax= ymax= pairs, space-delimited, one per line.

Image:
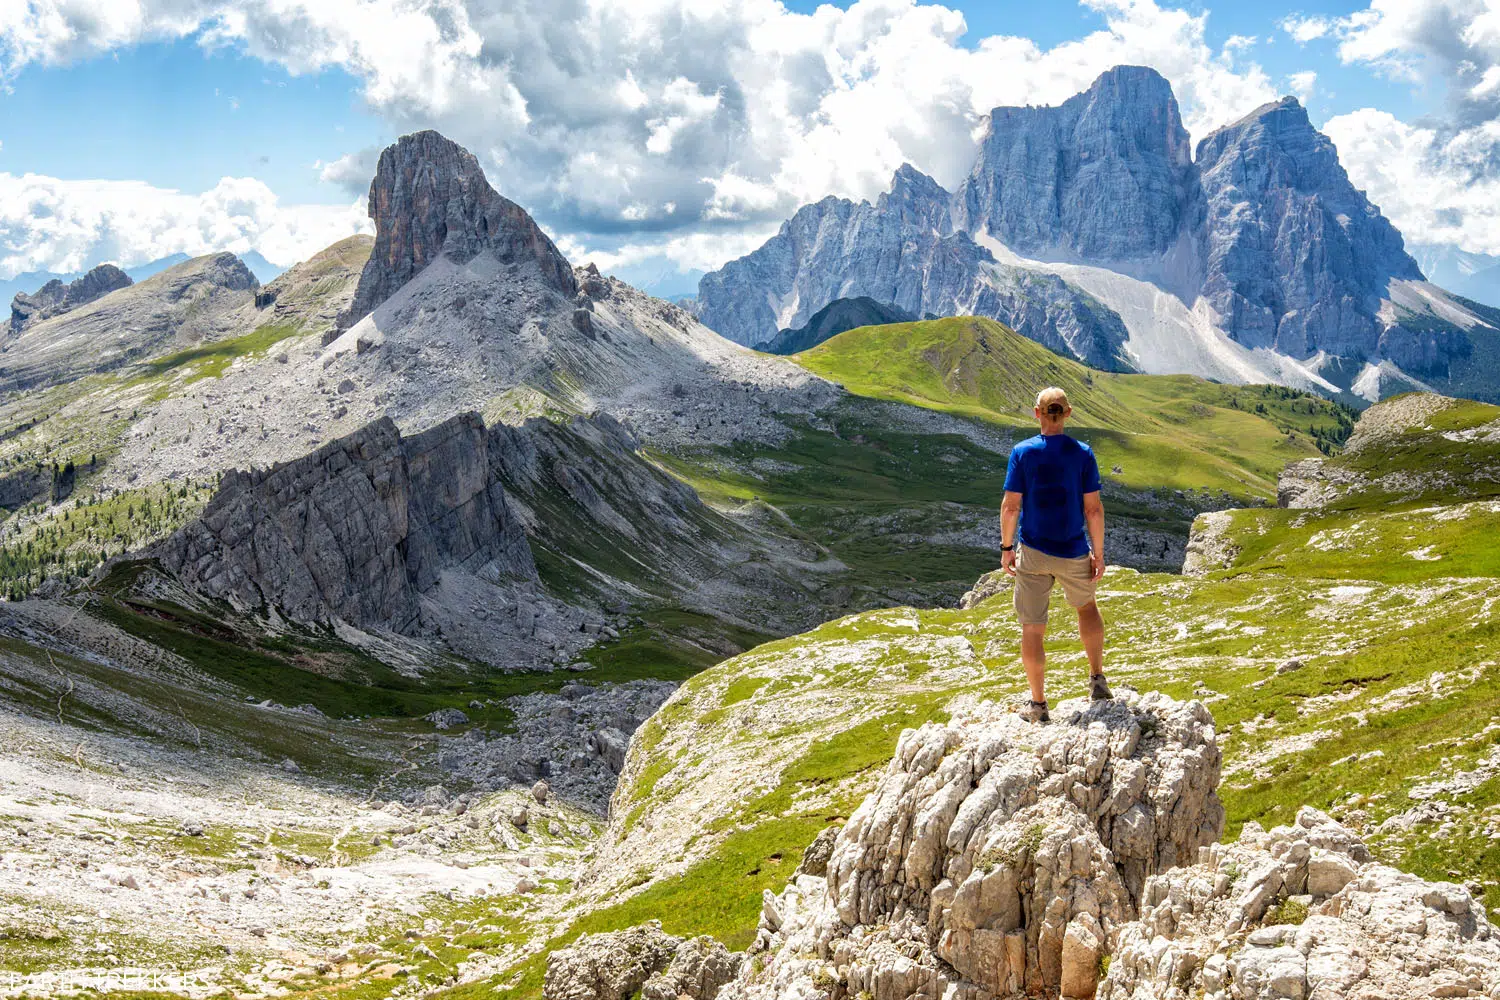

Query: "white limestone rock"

xmin=1099 ymin=806 xmax=1500 ymax=1000
xmin=720 ymin=692 xmax=1223 ymax=1000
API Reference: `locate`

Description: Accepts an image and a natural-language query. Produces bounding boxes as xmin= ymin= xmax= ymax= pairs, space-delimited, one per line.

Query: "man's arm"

xmin=1083 ymin=491 xmax=1105 ymax=581
xmin=1000 ymin=490 xmax=1023 ymax=576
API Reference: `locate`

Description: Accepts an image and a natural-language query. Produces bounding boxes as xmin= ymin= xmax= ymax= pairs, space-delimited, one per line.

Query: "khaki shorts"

xmin=1013 ymin=544 xmax=1097 ymax=625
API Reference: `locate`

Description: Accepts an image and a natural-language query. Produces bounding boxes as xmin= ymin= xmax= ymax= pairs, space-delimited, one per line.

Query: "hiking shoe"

xmin=1089 ymin=673 xmax=1113 ymax=701
xmin=1017 ymin=698 xmax=1050 ymax=724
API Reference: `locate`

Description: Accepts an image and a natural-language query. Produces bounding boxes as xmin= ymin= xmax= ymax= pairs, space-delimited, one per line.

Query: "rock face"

xmin=9 ymin=263 xmax=133 ymax=333
xmin=1181 ymin=510 xmax=1241 ymax=576
xmin=1195 ymin=98 xmax=1429 ymax=366
xmin=338 ymin=130 xmax=576 ymax=330
xmin=149 ymin=402 xmax=831 ymax=661
xmin=155 ymin=412 xmax=536 ymax=633
xmin=954 ymin=65 xmax=1194 ymax=262
xmin=1099 ymin=806 xmax=1500 ymax=1000
xmin=720 ymin=693 xmax=1224 ymax=1000
xmin=693 ymin=165 xmax=1131 ymax=368
xmin=760 ymin=296 xmax=916 ymax=355
xmin=544 ymin=921 xmax=743 ymax=1000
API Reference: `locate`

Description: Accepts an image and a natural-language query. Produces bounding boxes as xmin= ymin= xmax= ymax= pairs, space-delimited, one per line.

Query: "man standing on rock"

xmin=1000 ymin=387 xmax=1110 ymax=723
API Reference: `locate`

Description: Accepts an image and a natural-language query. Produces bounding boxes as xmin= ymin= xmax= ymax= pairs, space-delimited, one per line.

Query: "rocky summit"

xmin=338 ymin=129 xmax=577 ymax=331
xmin=557 ymin=691 xmax=1500 ymax=1000
xmin=8 ymin=262 xmax=133 ymax=334
xmin=717 ymin=693 xmax=1224 ymax=1000
xmin=1195 ymin=97 xmax=1426 ymax=367
xmin=954 ymin=65 xmax=1195 ymax=263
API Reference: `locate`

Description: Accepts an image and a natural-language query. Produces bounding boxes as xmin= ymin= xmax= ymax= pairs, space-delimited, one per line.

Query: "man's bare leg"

xmin=1077 ymin=600 xmax=1104 ymax=676
xmin=1021 ymin=623 xmax=1048 ymax=703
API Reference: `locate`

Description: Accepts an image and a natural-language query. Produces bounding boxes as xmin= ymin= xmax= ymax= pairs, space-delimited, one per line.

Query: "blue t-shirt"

xmin=1003 ymin=434 xmax=1101 ymax=558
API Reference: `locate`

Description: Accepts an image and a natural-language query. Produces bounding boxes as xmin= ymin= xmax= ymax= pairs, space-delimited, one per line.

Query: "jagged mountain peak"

xmin=1216 ymin=93 xmax=1307 ymax=130
xmin=338 ymin=129 xmax=577 ymax=331
xmin=877 ymin=163 xmax=953 ymax=235
xmin=698 ymin=63 xmax=1500 ymax=402
xmin=1075 ymin=63 xmax=1183 ymax=125
xmin=8 ymin=261 xmax=133 ymax=334
xmin=886 ymin=162 xmax=941 ymax=192
xmin=1195 ymin=86 xmax=1425 ymax=363
xmin=956 ymin=63 xmax=1192 ymax=261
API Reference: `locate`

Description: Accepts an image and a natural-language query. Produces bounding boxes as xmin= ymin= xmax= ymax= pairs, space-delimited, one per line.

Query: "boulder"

xmin=641 ymin=935 xmax=744 ymax=1000
xmin=794 ymin=824 xmax=840 ymax=878
xmin=543 ymin=921 xmax=681 ymax=1000
xmin=959 ymin=568 xmax=1011 ymax=609
xmin=426 ymin=708 xmax=469 ymax=730
xmin=544 ymin=922 xmax=742 ymax=1000
xmin=1098 ymin=805 xmax=1500 ymax=999
xmin=590 ymin=728 xmax=629 ymax=773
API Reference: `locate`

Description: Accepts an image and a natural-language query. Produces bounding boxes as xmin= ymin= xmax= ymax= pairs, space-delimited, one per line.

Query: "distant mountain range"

xmin=0 ymin=249 xmax=285 ymax=308
xmin=694 ymin=66 xmax=1500 ymax=405
xmin=1409 ymin=243 xmax=1500 ymax=307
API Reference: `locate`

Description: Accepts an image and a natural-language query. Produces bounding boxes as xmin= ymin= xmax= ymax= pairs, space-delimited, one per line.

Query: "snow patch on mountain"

xmin=1351 ymin=359 xmax=1434 ymax=403
xmin=977 ymin=234 xmax=1340 ymax=394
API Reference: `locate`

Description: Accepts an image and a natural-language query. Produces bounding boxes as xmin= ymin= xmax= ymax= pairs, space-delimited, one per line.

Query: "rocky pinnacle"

xmin=337 ymin=130 xmax=577 ymax=331
xmin=9 ymin=263 xmax=133 ymax=334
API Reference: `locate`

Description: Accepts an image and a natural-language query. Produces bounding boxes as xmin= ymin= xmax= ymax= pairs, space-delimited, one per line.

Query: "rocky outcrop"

xmin=9 ymin=263 xmax=133 ymax=334
xmin=544 ymin=921 xmax=743 ymax=1000
xmin=1195 ymin=98 xmax=1432 ymax=368
xmin=694 ymin=165 xmax=1130 ymax=367
xmin=954 ymin=66 xmax=1194 ymax=262
xmin=721 ymin=693 xmax=1224 ymax=1000
xmin=338 ymin=130 xmax=576 ymax=330
xmin=1182 ymin=510 xmax=1241 ymax=575
xmin=761 ymin=297 xmax=915 ymax=355
xmin=1099 ymin=807 xmax=1500 ymax=999
xmin=155 ymin=412 xmax=536 ymax=632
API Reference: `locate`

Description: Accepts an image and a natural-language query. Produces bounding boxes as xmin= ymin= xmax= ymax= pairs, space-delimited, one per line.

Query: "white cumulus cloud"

xmin=1 ymin=0 xmax=1291 ymax=276
xmin=1272 ymin=1 xmax=1500 ymax=256
xmin=1326 ymin=108 xmax=1500 ymax=255
xmin=0 ymin=172 xmax=371 ymax=279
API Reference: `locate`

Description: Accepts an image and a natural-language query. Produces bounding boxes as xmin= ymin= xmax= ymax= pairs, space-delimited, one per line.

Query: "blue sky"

xmin=1 ymin=0 xmax=1497 ymax=291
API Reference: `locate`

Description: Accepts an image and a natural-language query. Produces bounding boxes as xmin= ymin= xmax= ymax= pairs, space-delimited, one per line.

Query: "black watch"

xmin=1001 ymin=544 xmax=1015 ymax=552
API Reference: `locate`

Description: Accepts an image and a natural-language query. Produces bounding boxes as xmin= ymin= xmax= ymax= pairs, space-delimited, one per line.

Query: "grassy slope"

xmin=424 ymin=392 xmax=1500 ymax=998
xmin=653 ymin=316 xmax=1355 ymax=602
xmin=1206 ymin=395 xmax=1500 ymax=582
xmin=574 ymin=571 xmax=1500 ymax=957
xmin=793 ymin=316 xmax=1354 ymax=498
